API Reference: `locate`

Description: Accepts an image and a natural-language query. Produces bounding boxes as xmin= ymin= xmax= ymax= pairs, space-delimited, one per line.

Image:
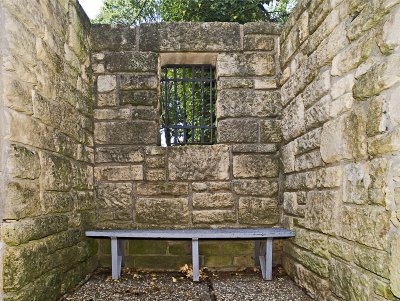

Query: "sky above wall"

xmin=78 ymin=0 xmax=104 ymax=19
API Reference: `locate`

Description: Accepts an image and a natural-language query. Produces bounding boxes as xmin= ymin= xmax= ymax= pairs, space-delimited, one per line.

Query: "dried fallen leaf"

xmin=172 ymin=277 xmax=177 ymax=283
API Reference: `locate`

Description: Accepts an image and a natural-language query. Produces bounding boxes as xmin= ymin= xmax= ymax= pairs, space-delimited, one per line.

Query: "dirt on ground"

xmin=61 ymin=267 xmax=314 ymax=301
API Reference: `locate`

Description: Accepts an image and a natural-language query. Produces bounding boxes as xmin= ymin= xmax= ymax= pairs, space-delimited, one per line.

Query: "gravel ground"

xmin=62 ymin=267 xmax=313 ymax=301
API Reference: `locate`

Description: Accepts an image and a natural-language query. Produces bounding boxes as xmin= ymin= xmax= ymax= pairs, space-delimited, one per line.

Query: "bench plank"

xmin=85 ymin=228 xmax=294 ymax=239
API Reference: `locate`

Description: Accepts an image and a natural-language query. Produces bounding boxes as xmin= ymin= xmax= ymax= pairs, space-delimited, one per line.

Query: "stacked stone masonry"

xmin=91 ymin=22 xmax=284 ymax=272
xmin=0 ymin=0 xmax=399 ymax=300
xmin=280 ymin=0 xmax=400 ymax=300
xmin=0 ymin=0 xmax=96 ymax=300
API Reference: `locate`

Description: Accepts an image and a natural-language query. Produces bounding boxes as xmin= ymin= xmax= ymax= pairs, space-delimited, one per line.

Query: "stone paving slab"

xmin=62 ymin=268 xmax=313 ymax=301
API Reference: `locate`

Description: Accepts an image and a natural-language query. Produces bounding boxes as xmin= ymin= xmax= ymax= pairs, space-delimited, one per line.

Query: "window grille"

xmin=160 ymin=64 xmax=216 ymax=146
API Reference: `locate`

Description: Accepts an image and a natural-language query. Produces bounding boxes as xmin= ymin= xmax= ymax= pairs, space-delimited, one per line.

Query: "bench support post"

xmin=192 ymin=238 xmax=199 ymax=282
xmin=259 ymin=238 xmax=273 ymax=280
xmin=111 ymin=237 xmax=123 ymax=280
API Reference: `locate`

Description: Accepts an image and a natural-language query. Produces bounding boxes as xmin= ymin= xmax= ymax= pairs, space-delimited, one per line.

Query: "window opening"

xmin=160 ymin=64 xmax=216 ymax=146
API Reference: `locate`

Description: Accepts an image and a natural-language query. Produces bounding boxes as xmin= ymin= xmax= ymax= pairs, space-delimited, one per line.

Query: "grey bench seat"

xmin=85 ymin=228 xmax=295 ymax=281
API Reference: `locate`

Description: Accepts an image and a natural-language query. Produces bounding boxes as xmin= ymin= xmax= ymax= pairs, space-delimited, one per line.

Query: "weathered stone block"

xmin=231 ymin=144 xmax=278 ymax=154
xmin=368 ymin=128 xmax=400 ymax=156
xmin=7 ymin=144 xmax=40 ymax=180
xmin=104 ymin=51 xmax=158 ymax=73
xmin=193 ymin=193 xmax=234 ymax=209
xmin=145 ymin=169 xmax=166 ymax=181
xmin=369 ymin=158 xmax=388 ymax=206
xmin=94 ymin=108 xmax=158 ymax=121
xmin=95 ymin=146 xmax=144 ymax=163
xmin=233 ymin=155 xmax=279 ymax=178
xmin=168 ymin=145 xmax=230 ymax=181
xmin=218 ymin=119 xmax=259 ymax=143
xmin=139 ymin=22 xmax=241 ymax=52
xmin=97 ymin=75 xmax=116 ymax=93
xmin=243 ymin=22 xmax=281 ymax=35
xmin=193 ymin=210 xmax=236 ymax=224
xmin=285 ymin=171 xmax=316 ymax=190
xmin=120 ymin=90 xmax=158 ymax=106
xmin=94 ymin=165 xmax=143 ymax=181
xmin=282 ymin=141 xmax=297 ymax=173
xmin=217 ymin=53 xmax=276 ymax=77
xmin=128 ymin=240 xmax=167 ymax=255
xmin=282 ymin=97 xmax=305 ymax=141
xmin=218 ymin=78 xmax=254 ymax=90
xmin=343 ymin=163 xmax=370 ymax=205
xmin=239 ymin=197 xmax=279 ymax=225
xmin=304 ymin=95 xmax=331 ymax=130
xmin=331 ymin=74 xmax=355 ymax=100
xmin=296 ymin=128 xmax=321 ymax=154
xmin=232 ymin=180 xmax=278 ymax=196
xmin=119 ymin=74 xmax=158 ymax=91
xmin=353 ymin=244 xmax=390 ymax=278
xmin=283 ymin=192 xmax=298 ymax=216
xmin=91 ymin=25 xmax=136 ymax=52
xmin=295 ymin=150 xmax=324 ymax=172
xmin=330 ymin=259 xmax=373 ymax=301
xmin=243 ymin=35 xmax=275 ymax=51
xmin=96 ymin=182 xmax=133 ymax=209
xmin=95 ymin=121 xmax=159 ymax=145
xmin=320 ymin=111 xmax=367 ymax=163
xmin=293 ymin=228 xmax=330 ymax=259
xmin=41 ymin=153 xmax=73 ymax=191
xmin=304 ymin=190 xmax=340 ymax=235
xmin=254 ymin=78 xmax=277 ymax=90
xmin=135 ymin=198 xmax=189 ymax=224
xmin=367 ymin=95 xmax=386 ymax=137
xmin=260 ymin=120 xmax=282 ymax=143
xmin=97 ymin=92 xmax=117 ymax=107
xmin=316 ymin=166 xmax=343 ymax=188
xmin=217 ymin=90 xmax=281 ymax=118
xmin=137 ymin=183 xmax=188 ymax=196
xmin=341 ymin=206 xmax=390 ymax=250
xmin=145 ymin=156 xmax=165 ymax=169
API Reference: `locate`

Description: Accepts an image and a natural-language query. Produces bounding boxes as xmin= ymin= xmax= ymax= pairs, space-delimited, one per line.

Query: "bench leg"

xmin=111 ymin=237 xmax=123 ymax=280
xmin=259 ymin=238 xmax=273 ymax=281
xmin=192 ymin=238 xmax=199 ymax=282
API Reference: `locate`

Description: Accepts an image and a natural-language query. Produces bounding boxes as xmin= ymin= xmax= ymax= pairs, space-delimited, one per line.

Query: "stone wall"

xmin=0 ymin=1 xmax=96 ymax=300
xmin=280 ymin=0 xmax=400 ymax=300
xmin=91 ymin=22 xmax=283 ymax=270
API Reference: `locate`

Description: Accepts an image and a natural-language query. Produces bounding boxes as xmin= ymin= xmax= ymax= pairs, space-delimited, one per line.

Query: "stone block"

xmin=104 ymin=51 xmax=158 ymax=73
xmin=341 ymin=206 xmax=390 ymax=250
xmin=168 ymin=145 xmax=230 ymax=181
xmin=254 ymin=78 xmax=277 ymax=90
xmin=283 ymin=192 xmax=298 ymax=216
xmin=217 ymin=119 xmax=259 ymax=143
xmin=94 ymin=108 xmax=158 ymax=121
xmin=233 ymin=155 xmax=278 ymax=178
xmin=282 ymin=97 xmax=305 ymax=141
xmin=238 ymin=197 xmax=279 ymax=225
xmin=320 ymin=111 xmax=367 ymax=163
xmin=218 ymin=78 xmax=254 ymax=90
xmin=330 ymin=259 xmax=373 ymax=301
xmin=390 ymin=232 xmax=400 ymax=297
xmin=120 ymin=90 xmax=158 ymax=106
xmin=145 ymin=169 xmax=166 ymax=181
xmin=128 ymin=240 xmax=167 ymax=255
xmin=305 ymin=95 xmax=331 ymax=130
xmin=95 ymin=146 xmax=144 ymax=163
xmin=368 ymin=158 xmax=389 ymax=206
xmin=231 ymin=144 xmax=278 ymax=154
xmin=296 ymin=128 xmax=321 ymax=154
xmin=192 ymin=193 xmax=234 ymax=209
xmin=368 ymin=128 xmax=400 ymax=156
xmin=293 ymin=228 xmax=330 ymax=259
xmin=282 ymin=141 xmax=297 ymax=173
xmin=204 ymin=255 xmax=233 ymax=268
xmin=331 ymin=74 xmax=355 ymax=100
xmin=145 ymin=156 xmax=165 ymax=169
xmin=367 ymin=95 xmax=386 ymax=137
xmin=217 ymin=90 xmax=281 ymax=118
xmin=192 ymin=210 xmax=236 ymax=224
xmin=208 ymin=182 xmax=231 ymax=191
xmin=136 ymin=183 xmax=188 ymax=196
xmin=285 ymin=171 xmax=316 ymax=190
xmin=295 ymin=149 xmax=324 ymax=172
xmin=97 ymin=92 xmax=117 ymax=107
xmin=95 ymin=121 xmax=159 ymax=145
xmin=302 ymin=70 xmax=331 ymax=109
xmin=7 ymin=144 xmax=40 ymax=180
xmin=119 ymin=74 xmax=158 ymax=91
xmin=316 ymin=166 xmax=343 ymax=188
xmin=91 ymin=25 xmax=136 ymax=52
xmin=97 ymin=75 xmax=116 ymax=93
xmin=353 ymin=54 xmax=400 ymax=100
xmin=330 ymin=93 xmax=354 ymax=118
xmin=232 ymin=180 xmax=278 ymax=197
xmin=343 ymin=163 xmax=370 ymax=205
xmin=304 ymin=190 xmax=340 ymax=235
xmin=133 ymin=255 xmax=192 ymax=270
xmin=41 ymin=153 xmax=73 ymax=191
xmin=243 ymin=22 xmax=281 ymax=35
xmin=135 ymin=198 xmax=189 ymax=225
xmin=243 ymin=35 xmax=275 ymax=51
xmin=96 ymin=182 xmax=133 ymax=209
xmin=260 ymin=120 xmax=282 ymax=143
xmin=94 ymin=165 xmax=143 ymax=181
xmin=217 ymin=53 xmax=276 ymax=77
xmin=139 ymin=22 xmax=241 ymax=52
xmin=353 ymin=244 xmax=390 ymax=278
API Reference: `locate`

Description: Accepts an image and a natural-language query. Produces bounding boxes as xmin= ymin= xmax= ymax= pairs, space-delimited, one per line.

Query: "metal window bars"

xmin=160 ymin=64 xmax=216 ymax=146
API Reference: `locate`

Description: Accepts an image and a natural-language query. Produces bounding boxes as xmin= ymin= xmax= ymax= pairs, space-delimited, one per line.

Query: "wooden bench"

xmin=85 ymin=228 xmax=294 ymax=282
